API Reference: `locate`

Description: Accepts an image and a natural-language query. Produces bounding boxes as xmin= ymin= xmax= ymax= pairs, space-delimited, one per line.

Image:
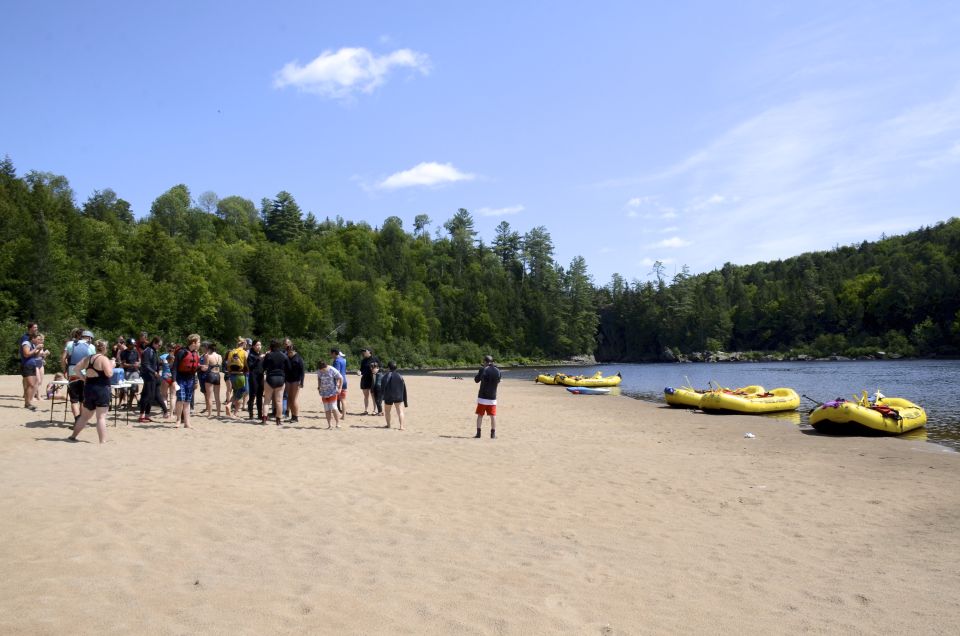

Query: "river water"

xmin=518 ymin=360 xmax=960 ymax=450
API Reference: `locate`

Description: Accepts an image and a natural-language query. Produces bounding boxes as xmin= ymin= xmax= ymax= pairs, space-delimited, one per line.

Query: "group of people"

xmin=17 ymin=322 xmax=502 ymax=444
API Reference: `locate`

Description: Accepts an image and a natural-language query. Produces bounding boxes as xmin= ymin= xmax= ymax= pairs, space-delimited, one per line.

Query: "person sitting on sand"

xmin=316 ymin=359 xmax=343 ymax=429
xmin=381 ymin=361 xmax=408 ymax=431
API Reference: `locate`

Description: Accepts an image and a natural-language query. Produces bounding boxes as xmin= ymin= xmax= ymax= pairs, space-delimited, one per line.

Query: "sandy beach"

xmin=1 ymin=372 xmax=958 ymax=635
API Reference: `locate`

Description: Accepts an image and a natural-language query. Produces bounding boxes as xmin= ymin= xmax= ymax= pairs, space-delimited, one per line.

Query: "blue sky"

xmin=3 ymin=1 xmax=959 ymax=284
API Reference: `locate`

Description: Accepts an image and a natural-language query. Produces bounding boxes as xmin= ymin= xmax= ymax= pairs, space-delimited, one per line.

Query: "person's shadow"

xmin=35 ymin=436 xmax=88 ymax=443
xmin=438 ymin=434 xmax=475 ymax=439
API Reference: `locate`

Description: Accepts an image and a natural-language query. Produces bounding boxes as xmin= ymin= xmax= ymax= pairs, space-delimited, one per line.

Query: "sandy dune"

xmin=1 ymin=372 xmax=958 ymax=634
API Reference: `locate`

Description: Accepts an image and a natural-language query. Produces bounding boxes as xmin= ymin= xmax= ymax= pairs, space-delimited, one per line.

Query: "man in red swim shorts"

xmin=474 ymin=355 xmax=501 ymax=439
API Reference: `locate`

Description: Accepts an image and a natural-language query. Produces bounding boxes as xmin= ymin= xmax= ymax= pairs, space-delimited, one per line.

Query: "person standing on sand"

xmin=137 ymin=336 xmax=165 ymax=423
xmin=475 ymin=355 xmax=501 ymax=439
xmin=358 ymin=348 xmax=379 ymax=414
xmin=247 ymin=340 xmax=264 ymax=421
xmin=172 ymin=334 xmax=202 ymax=428
xmin=20 ymin=331 xmax=47 ymax=410
xmin=381 ymin=361 xmax=408 ymax=430
xmin=284 ymin=340 xmax=305 ymax=424
xmin=261 ymin=339 xmax=289 ymax=426
xmin=67 ymin=339 xmax=114 ymax=444
xmin=330 ymin=347 xmax=348 ymax=419
xmin=316 ymin=359 xmax=343 ymax=429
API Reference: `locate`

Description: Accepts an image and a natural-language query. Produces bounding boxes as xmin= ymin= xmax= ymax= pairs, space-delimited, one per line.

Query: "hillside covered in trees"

xmin=596 ymin=219 xmax=960 ymax=361
xmin=0 ymin=157 xmax=596 ymax=371
xmin=2 ymin=156 xmax=958 ymax=371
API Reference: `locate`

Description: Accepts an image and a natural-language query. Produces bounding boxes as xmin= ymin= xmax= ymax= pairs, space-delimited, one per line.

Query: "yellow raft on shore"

xmin=699 ymin=386 xmax=800 ymax=414
xmin=534 ymin=373 xmax=567 ymax=385
xmin=560 ymin=371 xmax=622 ymax=388
xmin=809 ymin=392 xmax=927 ymax=435
xmin=664 ymin=385 xmax=709 ymax=409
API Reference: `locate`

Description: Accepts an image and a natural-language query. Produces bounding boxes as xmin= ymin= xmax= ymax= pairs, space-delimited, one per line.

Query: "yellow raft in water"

xmin=809 ymin=393 xmax=927 ymax=435
xmin=560 ymin=371 xmax=622 ymax=388
xmin=699 ymin=386 xmax=800 ymax=414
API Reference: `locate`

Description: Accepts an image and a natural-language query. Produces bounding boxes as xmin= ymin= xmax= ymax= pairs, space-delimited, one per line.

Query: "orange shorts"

xmin=339 ymin=389 xmax=347 ymax=400
xmin=475 ymin=404 xmax=497 ymax=416
xmin=321 ymin=395 xmax=338 ymax=404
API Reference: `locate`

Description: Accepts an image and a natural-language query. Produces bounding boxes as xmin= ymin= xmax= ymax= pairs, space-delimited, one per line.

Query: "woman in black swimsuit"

xmin=67 ymin=339 xmax=115 ymax=444
xmin=261 ymin=339 xmax=290 ymax=426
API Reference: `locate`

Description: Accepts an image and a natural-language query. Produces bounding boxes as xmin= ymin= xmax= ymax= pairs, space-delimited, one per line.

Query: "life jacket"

xmin=227 ymin=348 xmax=245 ymax=372
xmin=175 ymin=347 xmax=200 ymax=374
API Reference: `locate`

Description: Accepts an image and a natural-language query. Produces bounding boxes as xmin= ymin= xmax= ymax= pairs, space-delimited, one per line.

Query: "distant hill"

xmin=595 ymin=218 xmax=960 ymax=361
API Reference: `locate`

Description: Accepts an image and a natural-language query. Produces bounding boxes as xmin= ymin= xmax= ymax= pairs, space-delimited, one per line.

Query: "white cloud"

xmin=274 ymin=47 xmax=430 ymax=99
xmin=377 ymin=162 xmax=475 ymax=190
xmin=476 ymin=204 xmax=524 ymax=217
xmin=653 ymin=237 xmax=692 ymax=248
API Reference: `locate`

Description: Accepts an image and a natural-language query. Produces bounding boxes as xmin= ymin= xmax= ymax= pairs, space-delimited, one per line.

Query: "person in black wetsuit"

xmin=138 ymin=336 xmax=166 ymax=422
xmin=261 ymin=339 xmax=290 ymax=426
xmin=285 ymin=341 xmax=305 ymax=424
xmin=67 ymin=339 xmax=115 ymax=444
xmin=358 ymin=348 xmax=380 ymax=414
xmin=247 ymin=340 xmax=264 ymax=421
xmin=381 ymin=361 xmax=408 ymax=431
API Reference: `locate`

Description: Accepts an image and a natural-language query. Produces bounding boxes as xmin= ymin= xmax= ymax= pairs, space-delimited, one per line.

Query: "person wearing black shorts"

xmin=261 ymin=339 xmax=290 ymax=426
xmin=67 ymin=339 xmax=115 ymax=444
xmin=358 ymin=348 xmax=379 ymax=414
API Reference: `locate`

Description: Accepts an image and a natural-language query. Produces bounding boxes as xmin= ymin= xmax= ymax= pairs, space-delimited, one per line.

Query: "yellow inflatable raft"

xmin=699 ymin=386 xmax=799 ymax=414
xmin=535 ymin=373 xmax=567 ymax=385
xmin=664 ymin=386 xmax=709 ymax=409
xmin=560 ymin=371 xmax=622 ymax=388
xmin=809 ymin=393 xmax=927 ymax=435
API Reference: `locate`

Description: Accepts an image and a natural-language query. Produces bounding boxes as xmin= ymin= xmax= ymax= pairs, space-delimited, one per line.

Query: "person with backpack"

xmin=172 ymin=334 xmax=202 ymax=428
xmin=330 ymin=347 xmax=348 ymax=419
xmin=224 ymin=338 xmax=247 ymax=417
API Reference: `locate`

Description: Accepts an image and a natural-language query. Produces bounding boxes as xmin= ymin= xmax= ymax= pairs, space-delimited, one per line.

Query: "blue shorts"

xmin=176 ymin=376 xmax=196 ymax=403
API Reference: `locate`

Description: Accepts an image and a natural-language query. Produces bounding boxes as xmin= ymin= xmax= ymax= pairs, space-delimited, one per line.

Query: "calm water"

xmin=518 ymin=360 xmax=960 ymax=450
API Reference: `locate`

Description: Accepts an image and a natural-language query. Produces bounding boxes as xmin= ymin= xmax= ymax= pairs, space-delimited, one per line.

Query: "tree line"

xmin=596 ymin=218 xmax=960 ymax=360
xmin=0 ymin=156 xmax=597 ymax=373
xmin=2 ymin=155 xmax=957 ymax=372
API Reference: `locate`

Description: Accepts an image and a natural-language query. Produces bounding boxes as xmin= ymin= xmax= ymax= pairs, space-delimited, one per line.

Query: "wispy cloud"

xmin=630 ymin=84 xmax=960 ymax=269
xmin=652 ymin=237 xmax=692 ymax=248
xmin=274 ymin=47 xmax=430 ymax=99
xmin=377 ymin=162 xmax=474 ymax=190
xmin=476 ymin=205 xmax=524 ymax=217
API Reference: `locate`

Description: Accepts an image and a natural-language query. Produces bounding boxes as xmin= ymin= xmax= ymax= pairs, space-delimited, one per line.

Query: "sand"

xmin=1 ymin=372 xmax=959 ymax=635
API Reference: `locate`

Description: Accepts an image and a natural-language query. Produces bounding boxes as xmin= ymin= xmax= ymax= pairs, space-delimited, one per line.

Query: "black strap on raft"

xmin=801 ymin=394 xmax=824 ymax=406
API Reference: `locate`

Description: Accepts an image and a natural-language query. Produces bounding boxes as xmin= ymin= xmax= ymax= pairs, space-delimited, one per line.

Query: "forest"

xmin=2 ymin=155 xmax=958 ymax=372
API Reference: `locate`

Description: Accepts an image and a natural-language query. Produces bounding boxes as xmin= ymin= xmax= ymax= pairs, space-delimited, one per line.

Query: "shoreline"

xmin=1 ymin=374 xmax=959 ymax=633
